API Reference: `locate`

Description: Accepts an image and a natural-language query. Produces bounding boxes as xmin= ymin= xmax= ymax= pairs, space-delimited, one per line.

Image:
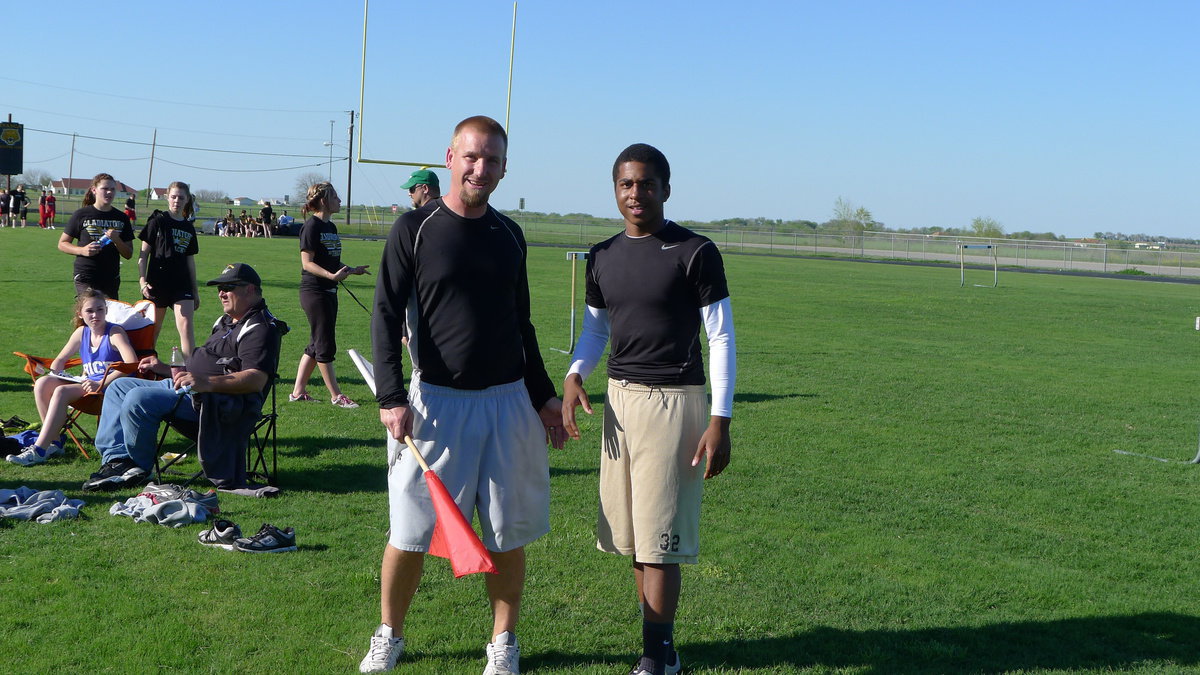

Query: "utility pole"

xmin=346 ymin=110 xmax=355 ymax=227
xmin=67 ymin=133 xmax=76 ymax=196
xmin=145 ymin=129 xmax=157 ymax=205
xmin=328 ymin=120 xmax=334 ymax=181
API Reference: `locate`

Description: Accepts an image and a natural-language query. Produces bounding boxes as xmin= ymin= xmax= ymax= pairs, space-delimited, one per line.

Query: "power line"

xmin=4 ymin=103 xmax=326 ymax=142
xmin=26 ymin=127 xmax=328 ymax=159
xmin=24 ymin=152 xmax=69 ymax=164
xmin=0 ymin=75 xmax=344 ymax=114
xmin=76 ymin=150 xmax=151 ymax=162
xmin=156 ymin=156 xmax=342 ymax=174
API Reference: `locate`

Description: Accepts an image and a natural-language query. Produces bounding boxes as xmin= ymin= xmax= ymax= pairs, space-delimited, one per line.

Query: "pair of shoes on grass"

xmin=6 ymin=441 xmax=63 ymax=466
xmin=357 ymin=628 xmax=520 ymax=674
xmin=82 ymin=457 xmax=147 ymax=492
xmin=199 ymin=521 xmax=296 ymax=553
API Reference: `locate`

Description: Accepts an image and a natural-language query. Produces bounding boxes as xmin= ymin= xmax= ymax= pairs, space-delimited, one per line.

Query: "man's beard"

xmin=460 ymin=185 xmax=491 ymax=209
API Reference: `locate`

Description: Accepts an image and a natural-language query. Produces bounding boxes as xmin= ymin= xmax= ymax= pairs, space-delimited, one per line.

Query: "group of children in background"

xmin=7 ymin=172 xmax=363 ymax=466
xmin=216 ymin=207 xmax=275 ymax=238
xmin=0 ymin=187 xmax=58 ymax=229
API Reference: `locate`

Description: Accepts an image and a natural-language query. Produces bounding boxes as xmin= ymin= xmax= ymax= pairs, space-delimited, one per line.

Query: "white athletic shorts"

xmin=388 ymin=376 xmax=551 ymax=553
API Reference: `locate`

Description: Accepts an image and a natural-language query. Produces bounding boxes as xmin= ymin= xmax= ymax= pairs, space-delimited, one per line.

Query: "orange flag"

xmin=405 ymin=436 xmax=497 ymax=577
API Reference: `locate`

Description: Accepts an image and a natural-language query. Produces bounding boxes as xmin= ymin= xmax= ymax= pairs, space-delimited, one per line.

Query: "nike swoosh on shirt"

xmin=661 ymin=244 xmax=680 ymax=250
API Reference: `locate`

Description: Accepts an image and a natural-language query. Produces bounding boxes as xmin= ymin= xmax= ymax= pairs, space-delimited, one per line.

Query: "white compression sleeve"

xmin=567 ymin=305 xmax=609 ymax=381
xmin=702 ymin=297 xmax=736 ymax=418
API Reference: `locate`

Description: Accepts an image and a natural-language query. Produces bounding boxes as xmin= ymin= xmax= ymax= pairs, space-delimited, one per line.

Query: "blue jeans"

xmin=95 ymin=378 xmax=198 ymax=470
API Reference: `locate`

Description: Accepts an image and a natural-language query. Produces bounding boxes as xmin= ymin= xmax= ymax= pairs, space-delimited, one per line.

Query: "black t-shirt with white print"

xmin=585 ymin=220 xmax=730 ymax=386
xmin=64 ymin=206 xmax=134 ymax=285
xmin=138 ymin=210 xmax=199 ymax=288
xmin=298 ymin=216 xmax=341 ymax=293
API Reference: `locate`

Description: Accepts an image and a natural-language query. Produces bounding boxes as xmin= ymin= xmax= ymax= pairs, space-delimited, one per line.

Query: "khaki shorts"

xmin=598 ymin=378 xmax=708 ymax=564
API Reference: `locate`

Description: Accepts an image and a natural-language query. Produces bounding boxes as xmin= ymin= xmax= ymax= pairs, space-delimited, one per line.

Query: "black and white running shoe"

xmin=198 ymin=519 xmax=243 ymax=550
xmin=82 ymin=458 xmax=148 ymax=492
xmin=140 ymin=483 xmax=220 ymax=514
xmin=87 ymin=458 xmax=129 ymax=481
xmin=234 ymin=523 xmax=297 ymax=553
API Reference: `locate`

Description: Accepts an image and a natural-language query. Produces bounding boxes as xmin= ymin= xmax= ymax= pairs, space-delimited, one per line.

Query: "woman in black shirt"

xmin=289 ymin=181 xmax=369 ymax=408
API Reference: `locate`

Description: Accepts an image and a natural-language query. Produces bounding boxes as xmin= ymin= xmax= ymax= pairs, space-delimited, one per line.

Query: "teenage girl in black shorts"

xmin=290 ymin=181 xmax=369 ymax=408
xmin=137 ymin=181 xmax=200 ymax=355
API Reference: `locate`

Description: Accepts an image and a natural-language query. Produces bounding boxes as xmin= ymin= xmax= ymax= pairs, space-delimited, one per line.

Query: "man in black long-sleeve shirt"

xmin=360 ymin=115 xmax=565 ymax=675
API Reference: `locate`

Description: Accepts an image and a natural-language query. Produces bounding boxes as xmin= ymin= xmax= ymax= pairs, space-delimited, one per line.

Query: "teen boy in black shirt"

xmin=563 ymin=143 xmax=736 ymax=675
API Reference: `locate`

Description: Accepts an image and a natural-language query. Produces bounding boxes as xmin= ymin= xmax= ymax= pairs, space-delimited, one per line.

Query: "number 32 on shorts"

xmin=659 ymin=532 xmax=680 ymax=552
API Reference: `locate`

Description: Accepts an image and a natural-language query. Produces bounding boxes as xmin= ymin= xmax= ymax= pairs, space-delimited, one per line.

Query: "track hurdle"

xmin=551 ymin=251 xmax=589 ymax=354
xmin=959 ymin=244 xmax=998 ymax=288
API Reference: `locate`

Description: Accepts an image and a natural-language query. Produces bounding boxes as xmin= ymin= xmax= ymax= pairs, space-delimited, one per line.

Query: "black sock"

xmin=641 ymin=620 xmax=674 ymax=674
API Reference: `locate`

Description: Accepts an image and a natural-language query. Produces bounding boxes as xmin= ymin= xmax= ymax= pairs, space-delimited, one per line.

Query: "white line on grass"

xmin=1113 ymin=449 xmax=1185 ymax=463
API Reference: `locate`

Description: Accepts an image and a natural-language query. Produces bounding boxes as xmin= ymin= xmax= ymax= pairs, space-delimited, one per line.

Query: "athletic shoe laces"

xmin=332 ymin=394 xmax=359 ymax=408
xmin=364 ymin=636 xmax=401 ymax=666
xmin=487 ymin=640 xmax=519 ymax=673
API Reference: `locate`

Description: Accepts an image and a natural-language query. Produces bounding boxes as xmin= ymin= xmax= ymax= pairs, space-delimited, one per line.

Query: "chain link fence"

xmin=510 ymin=216 xmax=1200 ymax=279
xmin=43 ymin=195 xmax=1195 ymax=279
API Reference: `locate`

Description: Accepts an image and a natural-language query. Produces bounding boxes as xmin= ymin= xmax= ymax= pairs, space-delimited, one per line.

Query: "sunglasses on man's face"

xmin=217 ymin=283 xmax=245 ymax=293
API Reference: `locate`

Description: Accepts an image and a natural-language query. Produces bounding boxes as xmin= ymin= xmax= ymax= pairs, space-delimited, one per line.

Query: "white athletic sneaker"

xmin=484 ymin=631 xmax=520 ymax=675
xmin=332 ymin=394 xmax=360 ymax=409
xmin=5 ymin=442 xmax=63 ymax=466
xmin=359 ymin=624 xmax=405 ymax=673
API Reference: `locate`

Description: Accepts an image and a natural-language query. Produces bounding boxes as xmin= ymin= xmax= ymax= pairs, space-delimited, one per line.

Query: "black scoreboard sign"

xmin=0 ymin=122 xmax=23 ymax=175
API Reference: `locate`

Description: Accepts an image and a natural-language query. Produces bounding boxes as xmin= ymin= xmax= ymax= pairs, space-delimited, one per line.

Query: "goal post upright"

xmin=551 ymin=251 xmax=589 ymax=354
xmin=959 ymin=243 xmax=998 ymax=288
xmin=357 ymin=0 xmax=518 ymax=168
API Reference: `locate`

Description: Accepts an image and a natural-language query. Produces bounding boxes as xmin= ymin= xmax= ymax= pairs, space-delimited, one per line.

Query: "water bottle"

xmin=170 ymin=346 xmax=186 ymax=378
xmin=96 ymin=234 xmax=112 ymax=247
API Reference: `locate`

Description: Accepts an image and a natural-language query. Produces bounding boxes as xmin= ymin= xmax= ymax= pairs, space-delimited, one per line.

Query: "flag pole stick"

xmin=404 ymin=435 xmax=433 ymax=472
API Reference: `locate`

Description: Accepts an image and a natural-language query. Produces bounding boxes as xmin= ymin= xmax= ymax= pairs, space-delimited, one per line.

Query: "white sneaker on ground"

xmin=5 ymin=442 xmax=63 ymax=466
xmin=332 ymin=394 xmax=359 ymax=409
xmin=359 ymin=624 xmax=404 ymax=673
xmin=484 ymin=631 xmax=520 ymax=675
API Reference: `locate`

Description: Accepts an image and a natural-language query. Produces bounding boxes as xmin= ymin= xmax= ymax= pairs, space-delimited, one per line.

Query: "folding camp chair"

xmin=154 ymin=317 xmax=286 ymax=487
xmin=154 ymin=375 xmax=280 ymax=486
xmin=13 ymin=299 xmax=157 ymax=458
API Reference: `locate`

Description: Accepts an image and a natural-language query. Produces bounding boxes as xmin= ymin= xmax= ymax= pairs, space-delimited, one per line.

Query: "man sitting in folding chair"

xmin=83 ymin=263 xmax=283 ymax=492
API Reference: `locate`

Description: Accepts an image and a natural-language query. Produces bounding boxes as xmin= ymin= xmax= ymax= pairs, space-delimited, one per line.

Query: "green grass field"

xmin=3 ymin=226 xmax=1200 ymax=673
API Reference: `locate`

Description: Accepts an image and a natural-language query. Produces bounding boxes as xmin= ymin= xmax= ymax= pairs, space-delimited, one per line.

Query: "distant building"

xmin=231 ymin=196 xmax=255 ymax=206
xmin=148 ymin=187 xmax=169 ymax=200
xmin=51 ymin=177 xmax=139 ymax=200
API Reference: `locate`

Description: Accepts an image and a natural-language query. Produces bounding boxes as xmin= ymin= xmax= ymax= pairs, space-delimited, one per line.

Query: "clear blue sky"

xmin=3 ymin=0 xmax=1196 ymax=239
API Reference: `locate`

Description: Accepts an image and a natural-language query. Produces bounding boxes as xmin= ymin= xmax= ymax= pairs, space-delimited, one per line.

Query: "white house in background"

xmin=148 ymin=187 xmax=169 ymax=200
xmin=231 ymin=196 xmax=255 ymax=206
xmin=51 ymin=177 xmax=138 ymax=200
